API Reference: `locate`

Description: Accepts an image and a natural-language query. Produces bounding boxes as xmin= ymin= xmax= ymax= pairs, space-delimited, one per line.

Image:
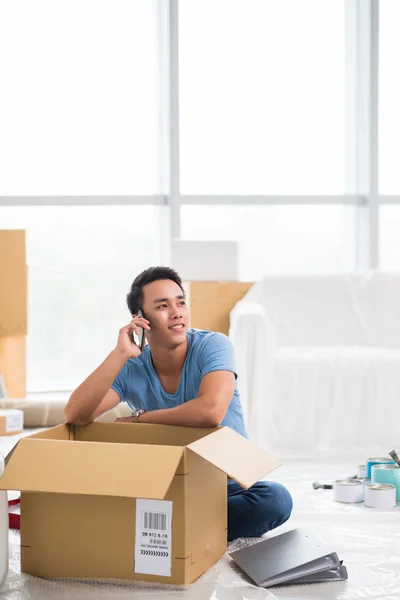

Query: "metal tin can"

xmin=371 ymin=464 xmax=400 ymax=501
xmin=333 ymin=479 xmax=364 ymax=503
xmin=357 ymin=464 xmax=367 ymax=479
xmin=366 ymin=458 xmax=396 ymax=478
xmin=364 ymin=483 xmax=396 ymax=509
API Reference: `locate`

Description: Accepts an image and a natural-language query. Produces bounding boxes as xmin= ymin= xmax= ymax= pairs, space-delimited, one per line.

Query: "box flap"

xmin=27 ymin=424 xmax=71 ymax=440
xmin=187 ymin=427 xmax=281 ymax=489
xmin=77 ymin=421 xmax=216 ymax=447
xmin=0 ymin=438 xmax=183 ymax=499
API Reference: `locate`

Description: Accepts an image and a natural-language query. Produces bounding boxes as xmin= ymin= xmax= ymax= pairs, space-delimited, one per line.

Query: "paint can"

xmin=357 ymin=464 xmax=367 ymax=479
xmin=371 ymin=464 xmax=400 ymax=501
xmin=333 ymin=479 xmax=364 ymax=503
xmin=366 ymin=458 xmax=396 ymax=479
xmin=364 ymin=483 xmax=396 ymax=509
xmin=358 ymin=477 xmax=371 ymax=485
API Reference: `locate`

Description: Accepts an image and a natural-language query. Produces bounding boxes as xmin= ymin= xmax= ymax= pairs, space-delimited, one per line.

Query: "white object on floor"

xmin=364 ymin=483 xmax=396 ymax=509
xmin=2 ymin=457 xmax=400 ymax=599
xmin=333 ymin=479 xmax=364 ymax=504
xmin=230 ymin=271 xmax=400 ymax=456
xmin=357 ymin=465 xmax=367 ymax=478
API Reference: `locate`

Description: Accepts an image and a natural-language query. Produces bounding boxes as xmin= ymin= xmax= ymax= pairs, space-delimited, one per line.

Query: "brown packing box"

xmin=0 ymin=409 xmax=24 ymax=436
xmin=189 ymin=282 xmax=253 ymax=336
xmin=0 ymin=422 xmax=281 ymax=584
xmin=0 ymin=230 xmax=27 ymax=337
xmin=0 ymin=230 xmax=28 ymax=397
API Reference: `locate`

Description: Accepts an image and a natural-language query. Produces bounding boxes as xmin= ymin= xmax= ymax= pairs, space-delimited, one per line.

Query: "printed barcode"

xmin=143 ymin=512 xmax=167 ymax=530
xmin=150 ymin=538 xmax=168 ymax=545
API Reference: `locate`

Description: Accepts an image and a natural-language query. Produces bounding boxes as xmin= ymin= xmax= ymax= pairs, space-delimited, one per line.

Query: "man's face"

xmin=141 ymin=279 xmax=189 ymax=348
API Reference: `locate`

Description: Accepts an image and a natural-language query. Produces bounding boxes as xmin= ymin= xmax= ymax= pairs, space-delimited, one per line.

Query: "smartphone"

xmin=133 ymin=309 xmax=146 ymax=351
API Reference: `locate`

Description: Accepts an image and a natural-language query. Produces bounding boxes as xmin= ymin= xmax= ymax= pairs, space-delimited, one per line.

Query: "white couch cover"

xmin=229 ymin=272 xmax=400 ymax=457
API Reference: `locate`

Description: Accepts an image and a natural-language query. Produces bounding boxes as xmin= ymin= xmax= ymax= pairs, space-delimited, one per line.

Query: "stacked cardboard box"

xmin=0 ymin=230 xmax=27 ymax=398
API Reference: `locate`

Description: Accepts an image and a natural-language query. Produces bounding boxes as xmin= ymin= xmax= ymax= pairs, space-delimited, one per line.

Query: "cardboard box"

xmin=0 ymin=422 xmax=281 ymax=584
xmin=0 ymin=336 xmax=26 ymax=398
xmin=0 ymin=409 xmax=24 ymax=436
xmin=0 ymin=230 xmax=27 ymax=337
xmin=189 ymin=282 xmax=253 ymax=336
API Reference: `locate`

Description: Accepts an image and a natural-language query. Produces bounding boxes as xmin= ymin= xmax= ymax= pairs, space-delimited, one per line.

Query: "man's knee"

xmin=253 ymin=481 xmax=293 ymax=533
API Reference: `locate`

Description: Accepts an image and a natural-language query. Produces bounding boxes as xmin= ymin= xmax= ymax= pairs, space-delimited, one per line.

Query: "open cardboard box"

xmin=0 ymin=422 xmax=281 ymax=584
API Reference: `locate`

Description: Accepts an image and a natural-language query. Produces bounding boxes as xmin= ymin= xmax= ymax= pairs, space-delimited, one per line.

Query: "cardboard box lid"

xmin=0 ymin=438 xmax=183 ymax=499
xmin=187 ymin=427 xmax=281 ymax=489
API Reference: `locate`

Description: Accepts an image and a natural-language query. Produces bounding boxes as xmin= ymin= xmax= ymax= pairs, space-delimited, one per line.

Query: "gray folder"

xmin=229 ymin=528 xmax=348 ymax=587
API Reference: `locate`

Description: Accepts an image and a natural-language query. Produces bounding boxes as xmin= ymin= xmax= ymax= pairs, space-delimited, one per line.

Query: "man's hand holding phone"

xmin=115 ymin=313 xmax=151 ymax=360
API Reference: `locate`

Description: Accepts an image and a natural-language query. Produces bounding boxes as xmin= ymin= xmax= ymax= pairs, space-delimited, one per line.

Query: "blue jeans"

xmin=227 ymin=480 xmax=293 ymax=542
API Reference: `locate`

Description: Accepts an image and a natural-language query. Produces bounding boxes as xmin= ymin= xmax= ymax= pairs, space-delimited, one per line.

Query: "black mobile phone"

xmin=133 ymin=309 xmax=146 ymax=351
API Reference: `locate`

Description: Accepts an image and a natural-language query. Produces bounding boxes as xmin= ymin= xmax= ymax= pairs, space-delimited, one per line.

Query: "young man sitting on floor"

xmin=64 ymin=266 xmax=293 ymax=541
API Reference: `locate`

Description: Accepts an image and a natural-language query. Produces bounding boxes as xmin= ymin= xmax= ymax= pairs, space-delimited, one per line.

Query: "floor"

xmin=1 ymin=432 xmax=400 ymax=599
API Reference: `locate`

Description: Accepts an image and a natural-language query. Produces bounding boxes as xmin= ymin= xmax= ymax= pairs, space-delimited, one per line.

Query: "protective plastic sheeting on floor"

xmin=2 ymin=457 xmax=400 ymax=600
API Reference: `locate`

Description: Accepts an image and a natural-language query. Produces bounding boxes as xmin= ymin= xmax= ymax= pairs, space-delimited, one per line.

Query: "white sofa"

xmin=229 ymin=272 xmax=400 ymax=457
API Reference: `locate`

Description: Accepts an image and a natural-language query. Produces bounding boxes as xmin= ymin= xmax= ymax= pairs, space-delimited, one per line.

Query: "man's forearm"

xmin=138 ymin=397 xmax=220 ymax=428
xmin=65 ymin=349 xmax=127 ymax=424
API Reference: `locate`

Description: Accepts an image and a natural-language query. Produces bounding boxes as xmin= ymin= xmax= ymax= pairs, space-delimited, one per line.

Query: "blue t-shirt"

xmin=111 ymin=328 xmax=248 ymax=438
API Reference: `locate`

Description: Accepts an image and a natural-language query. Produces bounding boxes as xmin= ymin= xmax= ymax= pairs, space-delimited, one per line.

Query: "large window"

xmin=379 ymin=0 xmax=400 ymax=194
xmin=0 ymin=2 xmax=398 ymax=393
xmin=0 ymin=206 xmax=165 ymax=391
xmin=179 ymin=0 xmax=345 ymax=194
xmin=181 ymin=205 xmax=355 ymax=280
xmin=0 ymin=0 xmax=161 ymax=195
xmin=380 ymin=206 xmax=400 ymax=270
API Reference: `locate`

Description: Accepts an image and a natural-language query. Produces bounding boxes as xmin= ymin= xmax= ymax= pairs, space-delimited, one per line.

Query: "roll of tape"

xmin=357 ymin=464 xmax=367 ymax=479
xmin=366 ymin=458 xmax=396 ymax=479
xmin=371 ymin=465 xmax=400 ymax=501
xmin=364 ymin=483 xmax=396 ymax=509
xmin=333 ymin=479 xmax=364 ymax=503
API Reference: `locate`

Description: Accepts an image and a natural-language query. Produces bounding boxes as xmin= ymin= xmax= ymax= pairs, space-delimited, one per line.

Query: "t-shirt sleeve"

xmin=197 ymin=333 xmax=238 ymax=379
xmin=111 ymin=364 xmax=127 ymax=401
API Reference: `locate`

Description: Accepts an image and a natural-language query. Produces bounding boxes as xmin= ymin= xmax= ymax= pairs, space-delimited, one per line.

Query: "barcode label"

xmin=143 ymin=512 xmax=167 ymax=531
xmin=135 ymin=499 xmax=173 ymax=577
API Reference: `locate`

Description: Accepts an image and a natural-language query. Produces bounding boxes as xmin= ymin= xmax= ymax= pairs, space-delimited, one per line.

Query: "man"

xmin=64 ymin=266 xmax=292 ymax=541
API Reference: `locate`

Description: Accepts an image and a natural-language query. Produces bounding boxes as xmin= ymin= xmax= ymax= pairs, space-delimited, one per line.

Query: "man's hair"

xmin=126 ymin=266 xmax=184 ymax=315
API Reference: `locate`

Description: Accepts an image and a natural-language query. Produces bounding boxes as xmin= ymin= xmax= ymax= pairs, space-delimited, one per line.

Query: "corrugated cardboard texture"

xmin=28 ymin=424 xmax=71 ymax=440
xmin=0 ymin=437 xmax=183 ymax=499
xmin=0 ymin=336 xmax=26 ymax=398
xmin=189 ymin=282 xmax=253 ymax=335
xmin=4 ymin=423 xmax=281 ymax=584
xmin=0 ymin=230 xmax=27 ymax=336
xmin=184 ymin=448 xmax=227 ymax=582
xmin=188 ymin=427 xmax=282 ymax=489
xmin=20 ymin=475 xmax=190 ymax=583
xmin=78 ymin=421 xmax=217 ymax=447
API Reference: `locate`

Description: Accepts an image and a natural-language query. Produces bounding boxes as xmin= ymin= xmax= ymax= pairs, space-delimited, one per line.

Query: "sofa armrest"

xmin=229 ymin=299 xmax=277 ymax=360
xmin=229 ymin=300 xmax=277 ymax=444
